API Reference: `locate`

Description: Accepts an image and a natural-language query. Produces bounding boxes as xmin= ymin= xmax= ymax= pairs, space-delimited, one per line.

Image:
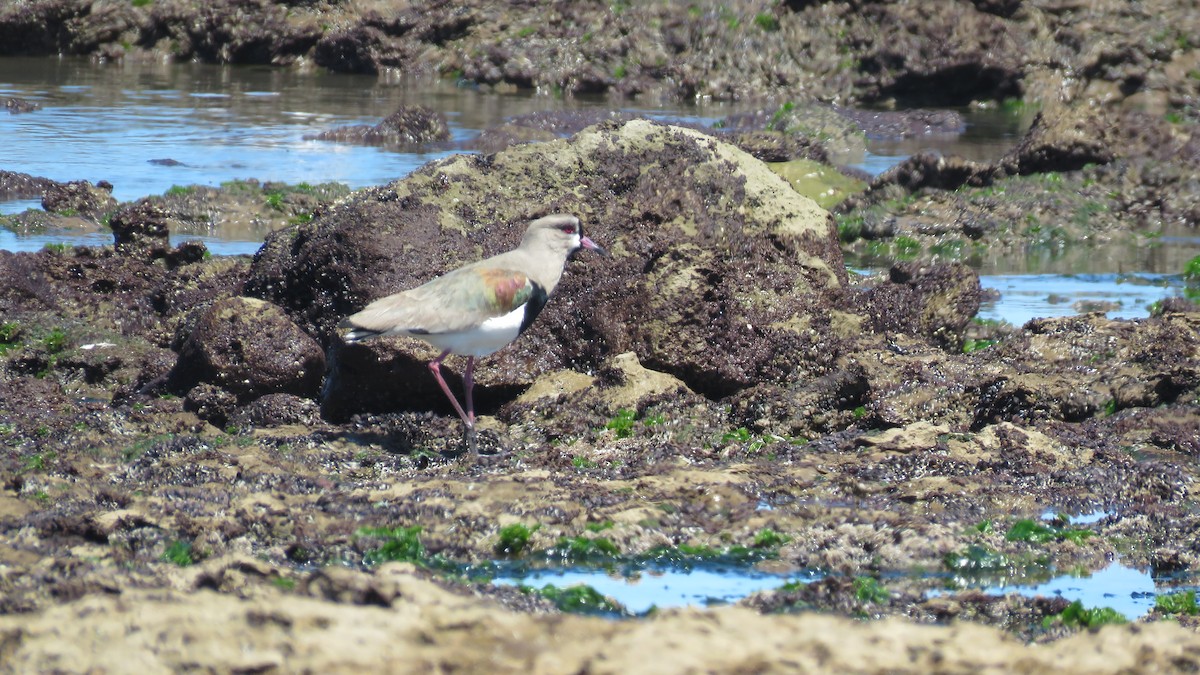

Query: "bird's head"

xmin=521 ymin=214 xmax=608 ymax=259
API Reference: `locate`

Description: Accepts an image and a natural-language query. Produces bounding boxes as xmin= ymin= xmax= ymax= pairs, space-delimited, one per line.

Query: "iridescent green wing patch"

xmin=476 ymin=268 xmax=534 ymax=314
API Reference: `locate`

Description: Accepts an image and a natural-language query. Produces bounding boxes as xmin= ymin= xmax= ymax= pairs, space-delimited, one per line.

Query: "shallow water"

xmin=859 ymin=104 xmax=1031 ymax=175
xmin=1042 ymin=509 xmax=1113 ymax=525
xmin=491 ymin=513 xmax=1173 ymax=619
xmin=979 ymin=273 xmax=1187 ymax=325
xmin=978 ymin=561 xmax=1157 ymax=620
xmin=844 ymin=267 xmax=1188 ymax=326
xmin=0 ymin=57 xmax=1017 ymax=219
xmin=492 ymin=565 xmax=806 ymax=614
xmin=1 ymin=59 xmax=428 ymax=204
xmin=0 ymin=227 xmax=262 ymax=256
xmin=493 ymin=558 xmax=1170 ymax=619
xmin=927 ymin=560 xmax=1161 ymax=620
xmin=0 ymin=56 xmax=755 ymax=210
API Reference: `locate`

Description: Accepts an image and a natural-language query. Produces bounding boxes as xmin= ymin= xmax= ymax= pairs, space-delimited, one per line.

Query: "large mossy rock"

xmin=245 ymin=119 xmax=843 ymax=419
xmin=169 ymin=296 xmax=325 ymax=405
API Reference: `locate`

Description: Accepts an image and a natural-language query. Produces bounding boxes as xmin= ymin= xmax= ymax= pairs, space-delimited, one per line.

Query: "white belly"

xmin=410 ymin=304 xmax=526 ymax=357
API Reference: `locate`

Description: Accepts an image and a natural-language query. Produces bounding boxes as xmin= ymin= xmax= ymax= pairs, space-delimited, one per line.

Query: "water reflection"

xmin=495 ymin=559 xmax=1163 ymax=619
xmin=0 ymin=56 xmax=759 ymax=205
xmin=0 ymin=227 xmax=111 ymax=252
xmin=0 ymin=227 xmax=263 ymax=256
xmin=978 ymin=273 xmax=1186 ymax=325
xmin=493 ymin=565 xmax=803 ymax=614
xmin=862 ymin=104 xmax=1033 ymax=169
xmin=978 ymin=561 xmax=1157 ymax=620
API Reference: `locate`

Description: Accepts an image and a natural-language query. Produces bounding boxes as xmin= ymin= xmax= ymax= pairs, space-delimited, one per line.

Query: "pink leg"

xmin=428 ymin=350 xmax=472 ymax=429
xmin=463 ymin=356 xmax=476 ymax=426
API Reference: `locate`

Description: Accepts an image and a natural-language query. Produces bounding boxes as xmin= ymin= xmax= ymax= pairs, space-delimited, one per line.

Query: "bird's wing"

xmin=340 ymin=266 xmax=537 ymax=338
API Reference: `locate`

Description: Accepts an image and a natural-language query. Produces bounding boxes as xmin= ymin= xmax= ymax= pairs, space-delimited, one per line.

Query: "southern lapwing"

xmin=339 ymin=214 xmax=605 ymax=451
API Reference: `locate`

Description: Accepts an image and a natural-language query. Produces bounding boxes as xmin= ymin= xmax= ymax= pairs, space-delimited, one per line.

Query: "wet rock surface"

xmin=837 ymin=104 xmax=1200 ymax=263
xmin=3 ymin=96 xmax=40 ymax=113
xmin=39 ymin=180 xmax=117 ymax=223
xmin=108 ymin=200 xmax=173 ymax=257
xmin=169 ymin=296 xmax=325 ymax=405
xmin=308 ymin=105 xmax=452 ymax=147
xmin=0 ymin=169 xmax=59 ymax=201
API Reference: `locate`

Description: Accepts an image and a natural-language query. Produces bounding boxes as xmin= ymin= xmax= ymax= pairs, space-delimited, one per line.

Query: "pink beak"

xmin=580 ymin=235 xmax=608 ymax=256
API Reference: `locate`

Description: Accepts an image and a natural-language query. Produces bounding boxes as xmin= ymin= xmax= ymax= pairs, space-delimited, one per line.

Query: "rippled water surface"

xmin=0 ymin=56 xmax=752 ymax=208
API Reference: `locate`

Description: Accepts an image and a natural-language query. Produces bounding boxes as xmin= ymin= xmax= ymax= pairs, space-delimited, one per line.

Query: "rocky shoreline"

xmin=2 ymin=0 xmax=1199 ymax=109
xmin=2 ymin=1 xmax=1200 ymax=673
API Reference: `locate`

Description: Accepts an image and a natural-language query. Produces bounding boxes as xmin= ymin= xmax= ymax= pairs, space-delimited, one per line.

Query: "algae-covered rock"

xmin=503 ymin=351 xmax=698 ymax=438
xmin=768 ymin=159 xmax=867 ymax=210
xmin=227 ymin=392 xmax=322 ymax=429
xmin=4 ymin=96 xmax=41 ymax=113
xmin=170 ymin=296 xmax=325 ymax=404
xmin=839 ymin=104 xmax=1200 ymax=258
xmin=864 ymin=262 xmax=983 ymax=351
xmin=145 ymin=0 xmax=320 ymax=65
xmin=851 ymin=0 xmax=1024 ymax=105
xmin=722 ymin=104 xmax=869 ymax=165
xmin=40 ymin=180 xmax=117 ymax=223
xmin=308 ymin=105 xmax=452 ymax=147
xmin=0 ymin=169 xmax=58 ymax=201
xmin=997 ymin=105 xmax=1117 ymax=176
xmin=109 ymin=201 xmax=172 ymax=257
xmin=247 ymin=119 xmax=839 ymax=419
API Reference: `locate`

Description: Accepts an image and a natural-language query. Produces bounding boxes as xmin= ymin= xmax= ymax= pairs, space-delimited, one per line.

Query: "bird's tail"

xmin=338 ymin=314 xmax=389 ymax=343
xmin=341 ymin=327 xmax=384 ymax=343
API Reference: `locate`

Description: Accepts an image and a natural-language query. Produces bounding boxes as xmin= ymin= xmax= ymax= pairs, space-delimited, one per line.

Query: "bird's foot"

xmin=454 ymin=424 xmax=511 ymax=464
xmin=463 ymin=424 xmax=479 ymax=456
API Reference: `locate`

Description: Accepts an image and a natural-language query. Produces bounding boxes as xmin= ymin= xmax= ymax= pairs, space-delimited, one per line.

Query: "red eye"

xmin=559 ymin=225 xmax=576 ymax=234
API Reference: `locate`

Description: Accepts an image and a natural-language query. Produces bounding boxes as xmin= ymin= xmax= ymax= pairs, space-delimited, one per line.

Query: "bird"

xmin=338 ymin=214 xmax=606 ymax=451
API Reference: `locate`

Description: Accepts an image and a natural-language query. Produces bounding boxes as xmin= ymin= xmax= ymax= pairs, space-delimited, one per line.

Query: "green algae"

xmin=495 ymin=523 xmax=539 ymax=556
xmin=162 ymin=540 xmax=196 ymax=567
xmin=520 ymin=583 xmax=627 ymax=616
xmin=853 ymin=576 xmax=890 ymax=604
xmin=1043 ymin=600 xmax=1127 ymax=629
xmin=1006 ymin=519 xmax=1092 ymax=545
xmin=1155 ymin=590 xmax=1199 ymax=616
xmin=767 ymin=159 xmax=867 ymax=209
xmin=358 ymin=525 xmax=428 ymax=566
